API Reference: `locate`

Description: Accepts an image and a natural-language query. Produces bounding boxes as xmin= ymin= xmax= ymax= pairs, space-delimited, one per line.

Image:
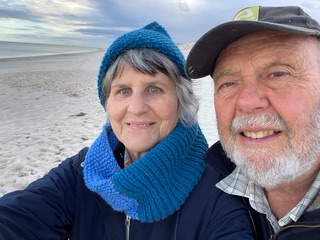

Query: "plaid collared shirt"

xmin=216 ymin=167 xmax=320 ymax=233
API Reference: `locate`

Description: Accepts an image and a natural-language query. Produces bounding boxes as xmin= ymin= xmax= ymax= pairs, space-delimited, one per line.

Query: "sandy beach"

xmin=0 ymin=43 xmax=218 ymax=196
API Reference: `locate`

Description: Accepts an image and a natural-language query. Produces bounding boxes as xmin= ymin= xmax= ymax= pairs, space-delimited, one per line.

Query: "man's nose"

xmin=236 ymin=82 xmax=270 ymax=114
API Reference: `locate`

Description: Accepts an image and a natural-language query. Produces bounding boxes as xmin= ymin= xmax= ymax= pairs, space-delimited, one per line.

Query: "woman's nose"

xmin=127 ymin=93 xmax=149 ymax=115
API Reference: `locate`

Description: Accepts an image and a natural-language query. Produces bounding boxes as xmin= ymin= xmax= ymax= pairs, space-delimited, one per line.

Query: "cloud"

xmin=178 ymin=1 xmax=191 ymax=12
xmin=1 ymin=0 xmax=320 ymax=47
xmin=74 ymin=27 xmax=127 ymax=37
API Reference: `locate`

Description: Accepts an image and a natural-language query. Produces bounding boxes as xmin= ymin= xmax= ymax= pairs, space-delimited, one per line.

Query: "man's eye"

xmin=219 ymin=81 xmax=234 ymax=89
xmin=270 ymin=71 xmax=286 ymax=78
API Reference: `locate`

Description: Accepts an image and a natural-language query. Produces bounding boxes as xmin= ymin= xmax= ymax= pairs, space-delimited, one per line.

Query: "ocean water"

xmin=0 ymin=41 xmax=97 ymax=59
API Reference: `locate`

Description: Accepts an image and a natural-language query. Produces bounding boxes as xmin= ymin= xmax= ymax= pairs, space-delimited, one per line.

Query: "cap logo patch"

xmin=232 ymin=6 xmax=259 ymax=21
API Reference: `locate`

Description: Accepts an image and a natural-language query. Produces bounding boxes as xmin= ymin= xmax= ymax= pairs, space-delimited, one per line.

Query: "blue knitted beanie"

xmin=97 ymin=21 xmax=188 ymax=107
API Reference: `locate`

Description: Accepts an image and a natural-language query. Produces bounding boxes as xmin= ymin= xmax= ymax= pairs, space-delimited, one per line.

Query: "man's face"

xmin=213 ymin=31 xmax=320 ymax=188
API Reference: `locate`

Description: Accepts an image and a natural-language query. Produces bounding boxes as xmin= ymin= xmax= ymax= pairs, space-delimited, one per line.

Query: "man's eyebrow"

xmin=214 ymin=70 xmax=237 ymax=79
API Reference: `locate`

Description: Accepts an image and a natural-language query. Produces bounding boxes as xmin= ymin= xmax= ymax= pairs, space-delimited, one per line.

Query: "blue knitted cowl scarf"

xmin=83 ymin=121 xmax=208 ymax=222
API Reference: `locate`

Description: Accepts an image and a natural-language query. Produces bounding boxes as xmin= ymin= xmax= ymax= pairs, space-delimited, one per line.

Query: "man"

xmin=185 ymin=5 xmax=320 ymax=240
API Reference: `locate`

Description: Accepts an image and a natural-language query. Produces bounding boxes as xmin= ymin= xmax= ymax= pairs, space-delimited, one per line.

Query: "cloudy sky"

xmin=1 ymin=0 xmax=320 ymax=48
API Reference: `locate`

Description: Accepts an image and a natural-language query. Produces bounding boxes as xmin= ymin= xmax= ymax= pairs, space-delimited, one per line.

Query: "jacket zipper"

xmin=269 ymin=223 xmax=320 ymax=240
xmin=125 ymin=214 xmax=131 ymax=240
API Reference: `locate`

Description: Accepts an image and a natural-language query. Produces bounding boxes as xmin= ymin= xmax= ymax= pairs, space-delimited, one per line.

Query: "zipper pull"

xmin=125 ymin=214 xmax=131 ymax=240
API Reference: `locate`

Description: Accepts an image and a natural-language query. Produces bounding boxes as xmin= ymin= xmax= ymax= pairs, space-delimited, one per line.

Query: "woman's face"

xmin=106 ymin=64 xmax=179 ymax=160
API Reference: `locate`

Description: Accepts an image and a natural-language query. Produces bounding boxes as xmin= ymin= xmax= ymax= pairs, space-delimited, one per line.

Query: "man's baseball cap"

xmin=185 ymin=5 xmax=320 ymax=79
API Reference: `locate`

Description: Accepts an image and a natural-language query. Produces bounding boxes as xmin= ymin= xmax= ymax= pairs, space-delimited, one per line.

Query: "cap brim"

xmin=185 ymin=20 xmax=320 ymax=79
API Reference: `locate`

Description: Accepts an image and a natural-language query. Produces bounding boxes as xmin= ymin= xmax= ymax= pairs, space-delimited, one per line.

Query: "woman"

xmin=0 ymin=22 xmax=253 ymax=239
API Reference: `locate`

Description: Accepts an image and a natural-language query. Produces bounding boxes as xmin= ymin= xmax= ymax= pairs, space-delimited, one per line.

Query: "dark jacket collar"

xmin=205 ymin=141 xmax=236 ymax=177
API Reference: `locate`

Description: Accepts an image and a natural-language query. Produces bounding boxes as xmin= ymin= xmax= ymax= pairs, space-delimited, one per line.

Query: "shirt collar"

xmin=216 ymin=167 xmax=320 ymax=232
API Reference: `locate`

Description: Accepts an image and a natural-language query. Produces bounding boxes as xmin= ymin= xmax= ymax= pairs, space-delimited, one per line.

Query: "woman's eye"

xmin=148 ymin=86 xmax=160 ymax=93
xmin=119 ymin=88 xmax=131 ymax=94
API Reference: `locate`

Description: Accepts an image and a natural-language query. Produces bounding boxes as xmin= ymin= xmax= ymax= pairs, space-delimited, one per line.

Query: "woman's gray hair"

xmin=101 ymin=48 xmax=199 ymax=126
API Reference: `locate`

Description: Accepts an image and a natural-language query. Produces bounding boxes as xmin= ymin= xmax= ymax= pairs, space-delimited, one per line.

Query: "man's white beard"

xmin=229 ymin=144 xmax=317 ymax=189
xmin=220 ymin=109 xmax=320 ymax=189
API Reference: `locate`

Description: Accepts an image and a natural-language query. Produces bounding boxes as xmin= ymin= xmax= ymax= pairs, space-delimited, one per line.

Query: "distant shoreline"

xmin=0 ymin=41 xmax=104 ymax=60
xmin=0 ymin=48 xmax=104 ymax=62
xmin=0 ymin=49 xmax=105 ymax=75
xmin=0 ymin=40 xmax=99 ymax=49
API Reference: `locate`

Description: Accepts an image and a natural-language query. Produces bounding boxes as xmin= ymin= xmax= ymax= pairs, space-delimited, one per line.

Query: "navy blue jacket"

xmin=0 ymin=146 xmax=253 ymax=240
xmin=205 ymin=142 xmax=270 ymax=240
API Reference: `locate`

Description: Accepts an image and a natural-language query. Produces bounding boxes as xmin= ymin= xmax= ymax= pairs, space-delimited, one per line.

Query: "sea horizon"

xmin=0 ymin=40 xmax=100 ymax=59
